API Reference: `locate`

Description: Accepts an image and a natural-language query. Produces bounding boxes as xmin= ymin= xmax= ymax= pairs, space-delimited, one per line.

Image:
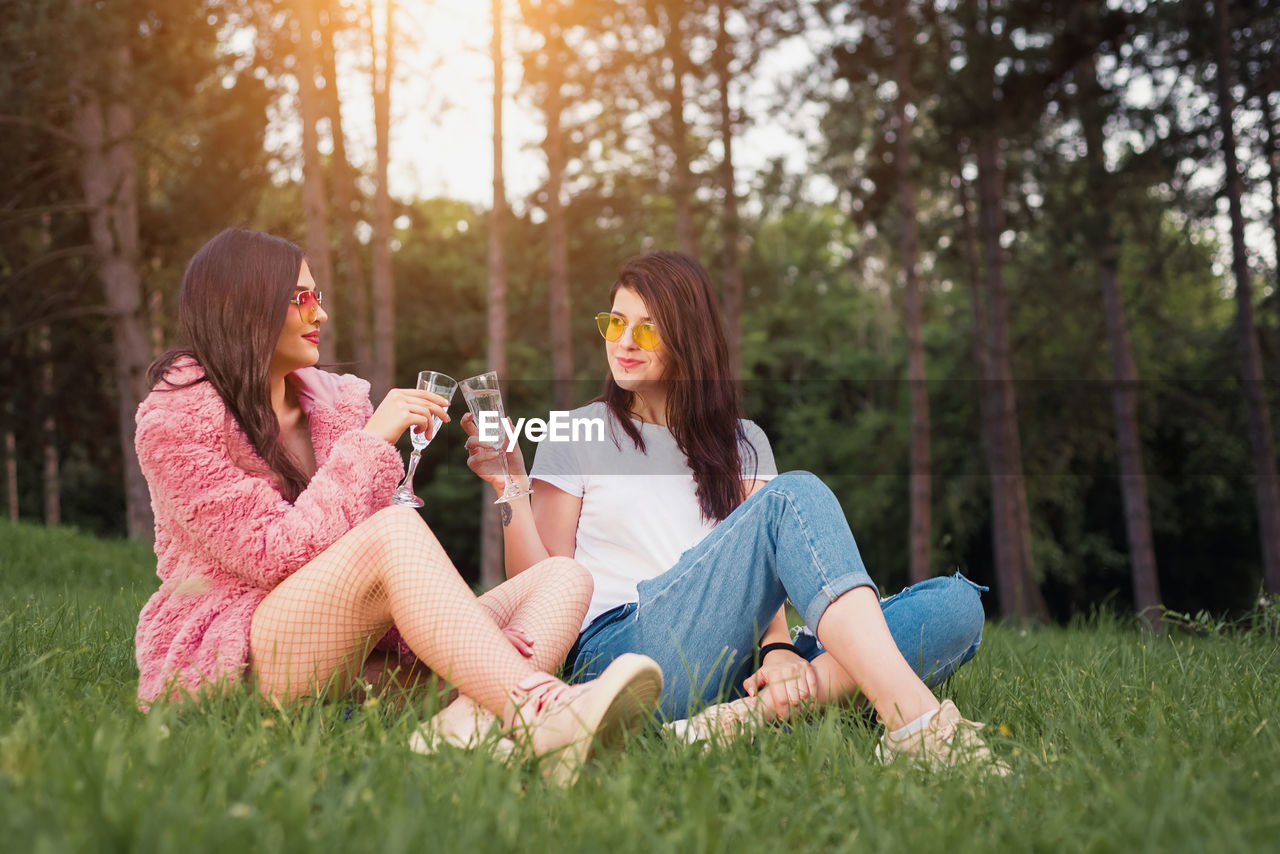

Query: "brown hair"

xmin=147 ymin=228 xmax=311 ymax=501
xmin=598 ymin=251 xmax=756 ymax=522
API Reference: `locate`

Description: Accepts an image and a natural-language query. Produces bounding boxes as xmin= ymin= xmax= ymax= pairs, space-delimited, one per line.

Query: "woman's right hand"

xmin=363 ymin=388 xmax=451 ymax=445
xmin=462 ymin=411 xmax=529 ymax=494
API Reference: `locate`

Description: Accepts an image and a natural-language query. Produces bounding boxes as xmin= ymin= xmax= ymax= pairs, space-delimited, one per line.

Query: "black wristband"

xmin=759 ymin=641 xmax=801 ymax=662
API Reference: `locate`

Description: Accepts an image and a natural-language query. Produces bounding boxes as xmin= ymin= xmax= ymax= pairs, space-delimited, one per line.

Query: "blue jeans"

xmin=565 ymin=471 xmax=988 ymax=719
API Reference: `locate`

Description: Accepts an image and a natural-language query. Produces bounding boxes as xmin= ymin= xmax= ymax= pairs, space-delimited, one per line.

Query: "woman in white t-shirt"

xmin=460 ymin=251 xmax=1004 ymax=768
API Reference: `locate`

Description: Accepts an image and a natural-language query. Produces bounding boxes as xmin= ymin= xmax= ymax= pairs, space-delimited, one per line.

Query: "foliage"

xmin=0 ymin=0 xmax=275 ymax=533
xmin=4 ymin=0 xmax=1280 ymax=615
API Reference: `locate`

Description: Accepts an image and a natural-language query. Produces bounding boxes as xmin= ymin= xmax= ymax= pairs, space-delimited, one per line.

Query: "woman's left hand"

xmin=742 ymin=650 xmax=819 ymax=721
xmin=503 ymin=627 xmax=534 ymax=658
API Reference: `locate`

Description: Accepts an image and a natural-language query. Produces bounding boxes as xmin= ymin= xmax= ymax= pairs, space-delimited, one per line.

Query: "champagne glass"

xmin=391 ymin=371 xmax=458 ymax=507
xmin=459 ymin=370 xmax=532 ymax=504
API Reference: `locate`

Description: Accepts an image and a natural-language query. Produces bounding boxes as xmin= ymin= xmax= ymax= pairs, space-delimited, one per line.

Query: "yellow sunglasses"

xmin=288 ymin=289 xmax=324 ymax=323
xmin=596 ymin=312 xmax=661 ymax=351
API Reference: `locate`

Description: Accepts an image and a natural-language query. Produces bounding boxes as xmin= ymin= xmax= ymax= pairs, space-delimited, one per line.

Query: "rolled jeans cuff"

xmin=800 ymin=574 xmax=878 ymax=633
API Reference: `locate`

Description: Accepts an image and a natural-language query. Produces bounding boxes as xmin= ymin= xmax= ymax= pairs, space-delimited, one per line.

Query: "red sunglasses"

xmin=288 ymin=289 xmax=324 ymax=322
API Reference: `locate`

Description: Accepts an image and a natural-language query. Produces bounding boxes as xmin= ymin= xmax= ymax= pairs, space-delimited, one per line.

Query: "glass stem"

xmin=498 ymin=453 xmax=518 ymax=491
xmin=401 ymin=449 xmax=422 ymax=489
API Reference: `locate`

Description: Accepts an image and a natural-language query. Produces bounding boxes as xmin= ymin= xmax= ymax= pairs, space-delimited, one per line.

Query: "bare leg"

xmin=815 ymin=586 xmax=939 ymax=731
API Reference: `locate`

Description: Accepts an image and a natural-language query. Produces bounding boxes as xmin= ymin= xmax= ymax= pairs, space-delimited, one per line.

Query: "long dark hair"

xmin=598 ymin=251 xmax=755 ymax=523
xmin=147 ymin=228 xmax=310 ymax=502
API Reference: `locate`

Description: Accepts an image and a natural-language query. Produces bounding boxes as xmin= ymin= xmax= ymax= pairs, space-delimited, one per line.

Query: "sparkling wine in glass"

xmin=391 ymin=371 xmax=458 ymax=507
xmin=459 ymin=370 xmax=532 ymax=504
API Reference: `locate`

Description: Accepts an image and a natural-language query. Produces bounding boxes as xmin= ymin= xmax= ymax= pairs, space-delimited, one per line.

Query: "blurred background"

xmin=2 ymin=0 xmax=1278 ymax=628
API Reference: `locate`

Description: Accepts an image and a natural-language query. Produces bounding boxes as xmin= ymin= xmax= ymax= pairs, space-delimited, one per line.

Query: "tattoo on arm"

xmin=500 ymin=503 xmax=512 ymax=527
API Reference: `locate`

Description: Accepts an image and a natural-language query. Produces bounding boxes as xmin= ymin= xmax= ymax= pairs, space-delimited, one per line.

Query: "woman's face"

xmin=606 ymin=286 xmax=668 ymax=391
xmin=270 ymin=261 xmax=327 ymax=378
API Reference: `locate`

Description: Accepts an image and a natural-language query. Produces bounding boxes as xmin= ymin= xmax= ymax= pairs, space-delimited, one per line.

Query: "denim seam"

xmin=636 ymin=475 xmax=874 ymax=650
xmin=640 ymin=482 xmax=836 ymax=615
xmin=637 ymin=487 xmax=778 ymax=611
xmin=765 ymin=481 xmax=876 ymax=629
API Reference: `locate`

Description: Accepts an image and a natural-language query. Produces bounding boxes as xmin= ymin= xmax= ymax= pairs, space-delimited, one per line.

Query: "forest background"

xmin=3 ymin=0 xmax=1280 ymax=629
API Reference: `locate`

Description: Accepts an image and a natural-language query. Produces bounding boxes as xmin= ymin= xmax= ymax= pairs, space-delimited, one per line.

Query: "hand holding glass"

xmin=459 ymin=371 xmax=532 ymax=504
xmin=391 ymin=371 xmax=458 ymax=507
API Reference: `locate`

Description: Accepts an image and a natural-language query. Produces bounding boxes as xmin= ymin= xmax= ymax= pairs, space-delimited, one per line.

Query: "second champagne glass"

xmin=459 ymin=370 xmax=532 ymax=504
xmin=390 ymin=371 xmax=458 ymax=507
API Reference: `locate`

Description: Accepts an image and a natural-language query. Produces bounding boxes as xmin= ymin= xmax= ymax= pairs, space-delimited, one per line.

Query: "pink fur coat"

xmin=133 ymin=358 xmax=404 ymax=704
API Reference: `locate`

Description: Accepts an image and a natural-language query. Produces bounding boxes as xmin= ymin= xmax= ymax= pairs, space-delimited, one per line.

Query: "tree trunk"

xmin=1080 ymin=58 xmax=1162 ymax=630
xmin=37 ymin=223 xmax=60 ymax=526
xmin=1264 ymin=92 xmax=1280 ymax=370
xmin=1099 ymin=257 xmax=1163 ymax=629
xmin=659 ymin=4 xmax=697 ymax=257
xmin=148 ymin=288 xmax=165 ymax=356
xmin=715 ymin=0 xmax=743 ymax=381
xmin=68 ymin=27 xmax=153 ymax=541
xmin=894 ymin=4 xmax=930 ymax=583
xmin=957 ymin=163 xmax=1007 ymax=613
xmin=2 ymin=306 xmax=14 ymax=522
xmin=368 ymin=0 xmax=396 ymax=400
xmin=480 ymin=0 xmax=509 ymax=591
xmin=294 ymin=0 xmax=336 ymax=365
xmin=4 ymin=425 xmax=16 ymax=522
xmin=39 ymin=325 xmax=60 ymax=526
xmin=1213 ymin=0 xmax=1280 ymax=595
xmin=321 ymin=0 xmax=373 ymax=375
xmin=958 ymin=168 xmax=994 ymax=468
xmin=544 ymin=34 xmax=573 ymax=411
xmin=975 ymin=132 xmax=1044 ymax=619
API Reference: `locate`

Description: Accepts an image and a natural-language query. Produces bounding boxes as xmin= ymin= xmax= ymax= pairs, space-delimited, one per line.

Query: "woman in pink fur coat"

xmin=133 ymin=227 xmax=661 ymax=782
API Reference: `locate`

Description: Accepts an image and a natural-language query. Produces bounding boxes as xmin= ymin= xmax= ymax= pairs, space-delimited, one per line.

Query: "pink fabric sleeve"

xmin=135 ymin=401 xmax=404 ymax=589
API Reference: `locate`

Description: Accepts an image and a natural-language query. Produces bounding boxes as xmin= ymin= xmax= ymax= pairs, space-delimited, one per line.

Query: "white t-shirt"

xmin=530 ymin=401 xmax=778 ymax=629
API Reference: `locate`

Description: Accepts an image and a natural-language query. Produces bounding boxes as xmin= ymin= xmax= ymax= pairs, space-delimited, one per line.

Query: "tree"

xmin=1212 ymin=0 xmax=1280 ymax=595
xmin=481 ymin=0 xmax=510 ymax=591
xmin=583 ymin=0 xmax=712 ymax=256
xmin=368 ymin=0 xmax=396 ymax=400
xmin=519 ymin=0 xmax=574 ymax=410
xmin=647 ymin=0 xmax=702 ymax=257
xmin=973 ymin=130 xmax=1041 ymax=619
xmin=679 ymin=0 xmax=804 ymax=376
xmin=2 ymin=0 xmax=275 ymax=535
xmin=821 ymin=0 xmax=934 ymax=581
xmin=714 ymin=0 xmax=744 ymax=379
xmin=891 ymin=2 xmax=931 ymax=583
xmin=1077 ymin=52 xmax=1163 ymax=630
xmin=67 ymin=0 xmax=153 ymax=541
xmin=4 ymin=425 xmax=15 ymax=522
xmin=1268 ymin=95 xmax=1280 ymax=323
xmin=1225 ymin=0 xmax=1280 ymax=376
xmin=39 ymin=323 xmax=60 ymax=525
xmin=319 ymin=0 xmax=374 ymax=375
xmin=292 ymin=0 xmax=336 ymax=365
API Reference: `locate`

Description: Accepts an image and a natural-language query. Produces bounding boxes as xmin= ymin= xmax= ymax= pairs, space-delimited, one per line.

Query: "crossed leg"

xmin=473 ymin=560 xmax=593 ymax=674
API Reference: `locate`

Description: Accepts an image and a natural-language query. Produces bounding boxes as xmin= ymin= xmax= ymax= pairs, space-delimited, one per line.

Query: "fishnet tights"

xmin=249 ymin=506 xmax=592 ymax=716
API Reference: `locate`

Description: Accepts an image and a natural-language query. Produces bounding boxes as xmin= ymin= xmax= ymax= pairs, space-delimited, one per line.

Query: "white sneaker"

xmin=408 ymin=695 xmax=515 ymax=760
xmin=875 ymin=699 xmax=1011 ymax=776
xmin=663 ymin=696 xmax=766 ymax=746
xmin=504 ymin=653 xmax=663 ymax=785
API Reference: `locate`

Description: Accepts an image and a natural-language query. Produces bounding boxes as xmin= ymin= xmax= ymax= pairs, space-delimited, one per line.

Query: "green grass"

xmin=2 ymin=518 xmax=1278 ymax=853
